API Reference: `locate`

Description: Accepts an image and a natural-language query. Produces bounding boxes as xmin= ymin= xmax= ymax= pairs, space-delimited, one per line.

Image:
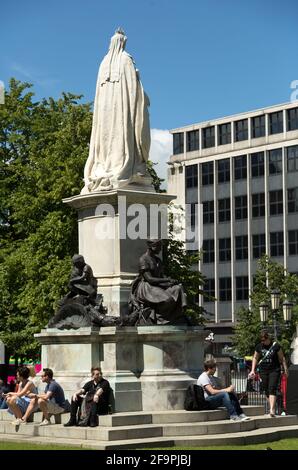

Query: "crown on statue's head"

xmin=115 ymin=27 xmax=125 ymax=36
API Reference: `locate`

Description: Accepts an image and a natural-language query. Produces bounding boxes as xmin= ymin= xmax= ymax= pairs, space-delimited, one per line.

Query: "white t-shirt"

xmin=197 ymin=371 xmax=212 ymax=399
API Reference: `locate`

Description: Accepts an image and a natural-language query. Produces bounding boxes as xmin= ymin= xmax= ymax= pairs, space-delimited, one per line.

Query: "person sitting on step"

xmin=197 ymin=359 xmax=250 ymax=422
xmin=64 ymin=367 xmax=111 ymax=428
xmin=26 ymin=368 xmax=69 ymax=426
xmin=5 ymin=366 xmax=39 ymax=426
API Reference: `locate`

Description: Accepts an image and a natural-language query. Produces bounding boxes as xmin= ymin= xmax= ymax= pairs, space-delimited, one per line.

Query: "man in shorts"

xmin=33 ymin=368 xmax=69 ymax=426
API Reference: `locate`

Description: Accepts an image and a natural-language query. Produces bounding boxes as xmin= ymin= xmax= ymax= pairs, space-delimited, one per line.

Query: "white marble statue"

xmin=81 ymin=29 xmax=151 ymax=193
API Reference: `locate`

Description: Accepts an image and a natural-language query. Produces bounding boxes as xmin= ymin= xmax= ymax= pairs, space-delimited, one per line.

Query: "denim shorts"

xmin=7 ymin=397 xmax=31 ymax=415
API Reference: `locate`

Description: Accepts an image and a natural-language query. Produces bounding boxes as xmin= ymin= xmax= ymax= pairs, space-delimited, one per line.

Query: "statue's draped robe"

xmin=82 ymin=48 xmax=150 ymax=192
xmin=130 ymin=253 xmax=188 ymax=325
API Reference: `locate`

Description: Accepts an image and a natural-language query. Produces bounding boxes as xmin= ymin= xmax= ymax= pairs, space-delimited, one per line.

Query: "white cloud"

xmin=10 ymin=63 xmax=60 ymax=88
xmin=149 ymin=128 xmax=172 ymax=189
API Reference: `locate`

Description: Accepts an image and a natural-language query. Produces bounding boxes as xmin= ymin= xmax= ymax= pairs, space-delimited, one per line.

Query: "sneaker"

xmin=39 ymin=419 xmax=51 ymax=426
xmin=230 ymin=415 xmax=241 ymax=421
xmin=11 ymin=418 xmax=22 ymax=426
xmin=239 ymin=413 xmax=250 ymax=421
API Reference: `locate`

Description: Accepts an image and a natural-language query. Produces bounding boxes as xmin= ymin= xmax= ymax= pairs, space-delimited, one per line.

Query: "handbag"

xmin=79 ymin=390 xmax=96 ymax=424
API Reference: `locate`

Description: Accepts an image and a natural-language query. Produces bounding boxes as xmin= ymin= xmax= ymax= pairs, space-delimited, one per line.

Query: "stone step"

xmin=0 ymin=405 xmax=264 ymax=426
xmin=0 ymin=421 xmax=163 ymax=441
xmin=161 ymin=415 xmax=298 ymax=436
xmin=99 ymin=406 xmax=264 ymax=426
xmin=1 ymin=424 xmax=298 ymax=450
xmin=0 ymin=410 xmax=67 ymax=424
xmin=0 ymin=414 xmax=296 ymax=442
xmin=169 ymin=424 xmax=298 ymax=449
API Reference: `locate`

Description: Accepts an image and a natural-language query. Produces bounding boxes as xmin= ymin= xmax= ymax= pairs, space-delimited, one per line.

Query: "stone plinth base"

xmin=35 ymin=326 xmax=205 ymax=412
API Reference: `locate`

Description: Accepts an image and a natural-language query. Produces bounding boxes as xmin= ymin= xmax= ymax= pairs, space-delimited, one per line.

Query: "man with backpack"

xmin=197 ymin=359 xmax=250 ymax=421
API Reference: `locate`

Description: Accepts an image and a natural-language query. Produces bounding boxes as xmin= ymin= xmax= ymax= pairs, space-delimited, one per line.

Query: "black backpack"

xmin=184 ymin=384 xmax=211 ymax=411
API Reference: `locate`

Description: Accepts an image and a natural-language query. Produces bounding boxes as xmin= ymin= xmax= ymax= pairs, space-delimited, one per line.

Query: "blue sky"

xmin=1 ymin=0 xmax=298 ymax=181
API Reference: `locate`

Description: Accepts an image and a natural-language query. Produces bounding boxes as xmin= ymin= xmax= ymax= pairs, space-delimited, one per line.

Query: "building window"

xmin=251 ymin=152 xmax=264 ymax=177
xmin=289 ymin=230 xmax=298 ymax=255
xmin=218 ymin=198 xmax=230 ymax=222
xmin=218 ymin=158 xmax=230 ymax=183
xmin=288 ymin=187 xmax=298 ymax=213
xmin=287 ymin=108 xmax=298 ymax=131
xmin=269 ymin=148 xmax=282 ymax=175
xmin=252 ymin=115 xmax=265 ymax=138
xmin=270 ymin=232 xmax=284 ymax=257
xmin=202 ymin=126 xmax=215 ymax=149
xmin=236 ymin=276 xmax=249 ymax=300
xmin=219 ymin=238 xmax=231 ymax=262
xmin=234 ymin=119 xmax=248 ymax=142
xmin=235 ymin=195 xmax=247 ymax=220
xmin=269 ymin=190 xmax=283 ymax=216
xmin=201 ymin=162 xmax=214 ymax=186
xmin=186 ymin=164 xmax=198 ymax=188
xmin=269 ymin=111 xmax=283 ymax=135
xmin=190 ymin=203 xmax=197 ymax=228
xmin=203 ymin=200 xmax=214 ymax=224
xmin=235 ymin=235 xmax=248 ymax=260
xmin=252 ymin=192 xmax=265 ymax=218
xmin=187 ymin=130 xmax=200 ymax=152
xmin=287 ymin=145 xmax=298 ymax=172
xmin=253 ymin=233 xmax=266 ymax=259
xmin=219 ymin=277 xmax=231 ymax=301
xmin=234 ymin=155 xmax=247 ymax=180
xmin=204 ymin=278 xmax=215 ymax=302
xmin=218 ymin=123 xmax=231 ymax=145
xmin=173 ymin=132 xmax=184 ymax=155
xmin=203 ymin=239 xmax=214 ymax=263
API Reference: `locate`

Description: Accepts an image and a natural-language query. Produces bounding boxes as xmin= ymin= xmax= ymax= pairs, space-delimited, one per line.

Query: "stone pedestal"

xmin=35 ymin=325 xmax=205 ymax=412
xmin=214 ymin=356 xmax=232 ymax=388
xmin=63 ymin=189 xmax=175 ymax=316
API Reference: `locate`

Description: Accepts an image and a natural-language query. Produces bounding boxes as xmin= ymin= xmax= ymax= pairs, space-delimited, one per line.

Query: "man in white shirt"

xmin=197 ymin=359 xmax=250 ymax=422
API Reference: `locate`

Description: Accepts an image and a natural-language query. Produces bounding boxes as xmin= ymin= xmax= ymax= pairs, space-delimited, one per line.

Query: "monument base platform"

xmin=35 ymin=325 xmax=205 ymax=412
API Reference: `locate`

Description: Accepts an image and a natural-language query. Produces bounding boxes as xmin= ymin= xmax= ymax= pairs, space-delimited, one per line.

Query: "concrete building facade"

xmin=168 ymin=102 xmax=298 ymax=343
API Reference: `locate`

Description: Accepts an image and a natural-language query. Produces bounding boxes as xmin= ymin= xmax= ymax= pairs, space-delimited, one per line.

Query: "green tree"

xmin=146 ymin=160 xmax=165 ymax=193
xmin=0 ymin=79 xmax=92 ymax=359
xmin=233 ymin=255 xmax=298 ymax=357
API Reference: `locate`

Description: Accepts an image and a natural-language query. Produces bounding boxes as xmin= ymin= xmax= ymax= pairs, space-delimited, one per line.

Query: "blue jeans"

xmin=205 ymin=392 xmax=237 ymax=417
xmin=0 ymin=399 xmax=8 ymax=410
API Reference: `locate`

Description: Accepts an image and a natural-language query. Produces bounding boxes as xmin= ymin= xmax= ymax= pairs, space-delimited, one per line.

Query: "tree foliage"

xmin=233 ymin=255 xmax=298 ymax=357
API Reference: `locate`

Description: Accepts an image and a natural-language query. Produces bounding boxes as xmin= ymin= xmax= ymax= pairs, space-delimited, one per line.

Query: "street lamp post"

xmin=259 ymin=290 xmax=293 ymax=340
xmin=271 ymin=289 xmax=281 ymax=341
